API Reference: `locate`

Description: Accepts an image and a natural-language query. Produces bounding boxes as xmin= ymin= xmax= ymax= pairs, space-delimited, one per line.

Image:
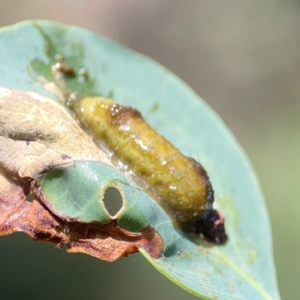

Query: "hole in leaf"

xmin=103 ymin=186 xmax=123 ymax=218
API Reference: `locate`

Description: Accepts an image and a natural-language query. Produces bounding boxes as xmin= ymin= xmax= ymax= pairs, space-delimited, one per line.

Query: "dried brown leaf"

xmin=0 ymin=87 xmax=111 ymax=180
xmin=0 ymin=188 xmax=163 ymax=261
xmin=0 ymin=188 xmax=67 ymax=246
xmin=67 ymin=223 xmax=164 ymax=262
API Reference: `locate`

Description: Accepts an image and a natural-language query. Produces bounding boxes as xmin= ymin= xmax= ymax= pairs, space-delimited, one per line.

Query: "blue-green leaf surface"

xmin=0 ymin=21 xmax=280 ymax=300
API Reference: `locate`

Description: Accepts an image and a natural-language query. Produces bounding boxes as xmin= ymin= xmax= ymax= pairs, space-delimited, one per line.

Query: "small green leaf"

xmin=0 ymin=21 xmax=280 ymax=300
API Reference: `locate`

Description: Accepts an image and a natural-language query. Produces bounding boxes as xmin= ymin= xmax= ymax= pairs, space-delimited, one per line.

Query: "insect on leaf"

xmin=0 ymin=21 xmax=281 ymax=300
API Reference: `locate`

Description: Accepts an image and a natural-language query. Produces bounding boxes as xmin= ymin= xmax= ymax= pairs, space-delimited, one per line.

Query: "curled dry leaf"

xmin=0 ymin=87 xmax=164 ymax=262
xmin=67 ymin=223 xmax=164 ymax=262
xmin=0 ymin=188 xmax=163 ymax=262
xmin=0 ymin=188 xmax=67 ymax=246
xmin=0 ymin=87 xmax=111 ymax=181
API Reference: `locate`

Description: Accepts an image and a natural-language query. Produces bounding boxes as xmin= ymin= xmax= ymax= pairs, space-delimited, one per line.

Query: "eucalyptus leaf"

xmin=0 ymin=21 xmax=280 ymax=300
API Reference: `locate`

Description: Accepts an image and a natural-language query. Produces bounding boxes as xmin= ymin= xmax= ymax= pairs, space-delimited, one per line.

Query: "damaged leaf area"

xmin=0 ymin=187 xmax=163 ymax=262
xmin=0 ymin=20 xmax=281 ymax=300
xmin=0 ymin=188 xmax=67 ymax=246
xmin=0 ymin=88 xmax=164 ymax=262
xmin=0 ymin=87 xmax=111 ymax=179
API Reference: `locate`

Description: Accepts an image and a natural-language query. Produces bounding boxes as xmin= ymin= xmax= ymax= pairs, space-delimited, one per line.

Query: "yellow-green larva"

xmin=76 ymin=97 xmax=227 ymax=243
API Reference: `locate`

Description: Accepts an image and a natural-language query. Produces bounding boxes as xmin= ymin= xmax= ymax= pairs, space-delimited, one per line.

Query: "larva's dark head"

xmin=182 ymin=210 xmax=227 ymax=244
xmin=173 ymin=157 xmax=227 ymax=243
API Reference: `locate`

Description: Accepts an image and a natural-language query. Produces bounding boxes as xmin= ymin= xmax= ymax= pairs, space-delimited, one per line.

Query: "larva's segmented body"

xmin=76 ymin=97 xmax=227 ymax=243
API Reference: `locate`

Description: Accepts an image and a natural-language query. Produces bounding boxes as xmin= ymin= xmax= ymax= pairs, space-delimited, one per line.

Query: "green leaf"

xmin=0 ymin=20 xmax=280 ymax=300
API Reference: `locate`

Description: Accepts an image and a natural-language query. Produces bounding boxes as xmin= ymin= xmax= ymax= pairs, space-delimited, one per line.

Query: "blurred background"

xmin=0 ymin=1 xmax=299 ymax=299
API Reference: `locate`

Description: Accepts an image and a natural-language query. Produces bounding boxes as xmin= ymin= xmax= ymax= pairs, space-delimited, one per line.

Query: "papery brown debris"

xmin=67 ymin=223 xmax=164 ymax=262
xmin=0 ymin=188 xmax=67 ymax=246
xmin=0 ymin=189 xmax=164 ymax=262
xmin=0 ymin=87 xmax=112 ymax=180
